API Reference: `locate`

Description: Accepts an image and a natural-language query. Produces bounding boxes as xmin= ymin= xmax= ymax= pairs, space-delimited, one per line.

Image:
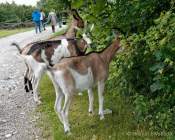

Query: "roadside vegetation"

xmin=0 ymin=28 xmax=33 ymax=38
xmin=36 ymin=0 xmax=175 ymax=139
xmin=38 ymin=75 xmax=169 ymax=140
xmin=0 ymin=2 xmax=34 ymax=23
xmin=0 ymin=2 xmax=35 ymax=38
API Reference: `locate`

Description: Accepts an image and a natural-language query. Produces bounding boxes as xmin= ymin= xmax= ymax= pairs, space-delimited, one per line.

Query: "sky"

xmin=0 ymin=0 xmax=40 ymax=6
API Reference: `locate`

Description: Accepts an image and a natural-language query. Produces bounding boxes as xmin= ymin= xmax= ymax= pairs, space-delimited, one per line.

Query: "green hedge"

xmin=112 ymin=11 xmax=175 ymax=131
xmin=0 ymin=2 xmax=35 ymax=23
xmin=38 ymin=0 xmax=175 ymax=132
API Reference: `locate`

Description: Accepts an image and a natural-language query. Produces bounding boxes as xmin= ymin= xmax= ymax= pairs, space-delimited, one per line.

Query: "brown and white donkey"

xmin=47 ymin=35 xmax=122 ymax=133
xmin=12 ymin=9 xmax=91 ymax=104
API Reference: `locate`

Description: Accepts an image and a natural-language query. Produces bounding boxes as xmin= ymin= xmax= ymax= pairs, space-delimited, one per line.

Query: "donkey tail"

xmin=11 ymin=42 xmax=22 ymax=53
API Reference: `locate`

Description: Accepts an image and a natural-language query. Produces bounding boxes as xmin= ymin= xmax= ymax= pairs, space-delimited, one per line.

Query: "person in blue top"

xmin=32 ymin=9 xmax=41 ymax=34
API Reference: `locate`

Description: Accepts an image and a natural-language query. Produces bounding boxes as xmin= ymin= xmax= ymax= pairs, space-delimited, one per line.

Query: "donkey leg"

xmin=27 ymin=64 xmax=34 ymax=94
xmin=32 ymin=77 xmax=40 ymax=103
xmin=98 ymin=81 xmax=105 ymax=120
xmin=33 ymin=67 xmax=45 ymax=104
xmin=47 ymin=70 xmax=65 ymax=124
xmin=54 ymin=88 xmax=64 ymax=124
xmin=24 ymin=67 xmax=30 ymax=92
xmin=61 ymin=94 xmax=72 ymax=133
xmin=28 ymin=80 xmax=33 ymax=93
xmin=88 ymin=88 xmax=94 ymax=114
xmin=24 ymin=76 xmax=29 ymax=92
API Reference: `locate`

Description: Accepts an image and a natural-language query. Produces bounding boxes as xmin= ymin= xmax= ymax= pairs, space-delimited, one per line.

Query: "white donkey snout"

xmin=83 ymin=33 xmax=92 ymax=46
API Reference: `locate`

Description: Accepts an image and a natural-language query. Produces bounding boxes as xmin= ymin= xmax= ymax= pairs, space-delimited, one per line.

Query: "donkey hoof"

xmin=37 ymin=100 xmax=42 ymax=105
xmin=100 ymin=115 xmax=104 ymax=120
xmin=88 ymin=111 xmax=94 ymax=116
xmin=66 ymin=132 xmax=72 ymax=136
xmin=38 ymin=96 xmax=42 ymax=100
xmin=65 ymin=130 xmax=71 ymax=135
xmin=35 ymin=100 xmax=42 ymax=105
xmin=24 ymin=87 xmax=29 ymax=92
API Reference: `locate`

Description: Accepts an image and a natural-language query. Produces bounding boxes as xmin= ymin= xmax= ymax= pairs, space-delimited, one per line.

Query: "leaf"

xmin=149 ymin=63 xmax=164 ymax=72
xmin=71 ymin=0 xmax=84 ymax=9
xmin=150 ymin=82 xmax=163 ymax=92
xmin=91 ymin=0 xmax=106 ymax=15
xmin=160 ymin=37 xmax=167 ymax=46
xmin=154 ymin=51 xmax=162 ymax=61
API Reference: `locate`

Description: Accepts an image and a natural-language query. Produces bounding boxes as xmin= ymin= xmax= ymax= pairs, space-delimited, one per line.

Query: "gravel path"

xmin=0 ymin=25 xmax=67 ymax=140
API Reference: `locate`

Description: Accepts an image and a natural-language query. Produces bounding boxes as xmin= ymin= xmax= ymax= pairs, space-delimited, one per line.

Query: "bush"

xmin=0 ymin=2 xmax=35 ymax=23
xmin=39 ymin=0 xmax=175 ymax=132
xmin=112 ymin=11 xmax=175 ymax=131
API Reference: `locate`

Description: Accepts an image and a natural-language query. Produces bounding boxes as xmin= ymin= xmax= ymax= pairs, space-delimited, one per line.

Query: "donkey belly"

xmin=69 ymin=67 xmax=94 ymax=91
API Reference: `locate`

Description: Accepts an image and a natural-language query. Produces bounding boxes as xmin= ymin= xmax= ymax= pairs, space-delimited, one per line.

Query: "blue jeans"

xmin=34 ymin=21 xmax=41 ymax=33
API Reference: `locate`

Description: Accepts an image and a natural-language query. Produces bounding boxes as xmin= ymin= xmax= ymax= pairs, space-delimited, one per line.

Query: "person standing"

xmin=48 ymin=9 xmax=57 ymax=33
xmin=32 ymin=9 xmax=41 ymax=34
xmin=57 ymin=12 xmax=62 ymax=28
xmin=40 ymin=9 xmax=46 ymax=31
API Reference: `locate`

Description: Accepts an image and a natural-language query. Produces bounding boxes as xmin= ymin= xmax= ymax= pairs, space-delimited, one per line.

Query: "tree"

xmin=0 ymin=2 xmax=35 ymax=23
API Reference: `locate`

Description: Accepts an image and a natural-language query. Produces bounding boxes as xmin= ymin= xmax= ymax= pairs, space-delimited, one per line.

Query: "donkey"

xmin=12 ymin=9 xmax=91 ymax=104
xmin=47 ymin=35 xmax=122 ymax=133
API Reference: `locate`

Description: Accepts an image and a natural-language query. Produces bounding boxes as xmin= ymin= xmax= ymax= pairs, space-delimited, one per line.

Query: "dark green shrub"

xmin=112 ymin=11 xmax=175 ymax=131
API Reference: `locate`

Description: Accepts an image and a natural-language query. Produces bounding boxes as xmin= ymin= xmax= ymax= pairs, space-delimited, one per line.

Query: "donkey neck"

xmin=100 ymin=39 xmax=120 ymax=64
xmin=65 ymin=19 xmax=77 ymax=38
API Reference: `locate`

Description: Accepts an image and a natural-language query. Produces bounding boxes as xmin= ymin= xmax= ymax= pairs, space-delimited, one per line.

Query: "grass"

xmin=0 ymin=24 xmax=67 ymax=39
xmin=37 ymin=74 xmax=173 ymax=140
xmin=51 ymin=28 xmax=67 ymax=38
xmin=36 ymin=27 xmax=174 ymax=140
xmin=49 ymin=20 xmax=70 ymax=39
xmin=0 ymin=27 xmax=34 ymax=38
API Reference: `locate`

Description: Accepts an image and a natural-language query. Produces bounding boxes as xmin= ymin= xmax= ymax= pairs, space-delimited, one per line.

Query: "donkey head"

xmin=71 ymin=9 xmax=84 ymax=28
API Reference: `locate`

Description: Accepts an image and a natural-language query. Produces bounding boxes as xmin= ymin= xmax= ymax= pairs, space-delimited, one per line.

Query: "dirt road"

xmin=0 ymin=26 xmax=66 ymax=140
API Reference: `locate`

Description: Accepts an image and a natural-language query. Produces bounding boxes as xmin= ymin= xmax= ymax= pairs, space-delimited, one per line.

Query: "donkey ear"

xmin=71 ymin=9 xmax=80 ymax=20
xmin=71 ymin=9 xmax=78 ymax=16
xmin=71 ymin=9 xmax=77 ymax=13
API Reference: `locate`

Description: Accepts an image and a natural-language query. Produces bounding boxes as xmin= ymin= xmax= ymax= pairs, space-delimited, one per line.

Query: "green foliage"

xmin=37 ymin=0 xmax=70 ymax=13
xmin=73 ymin=0 xmax=175 ymax=132
xmin=38 ymin=0 xmax=175 ymax=134
xmin=0 ymin=2 xmax=35 ymax=23
xmin=0 ymin=27 xmax=33 ymax=38
xmin=114 ymin=11 xmax=175 ymax=131
xmin=72 ymin=0 xmax=171 ymax=33
xmin=67 ymin=0 xmax=175 ymax=132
